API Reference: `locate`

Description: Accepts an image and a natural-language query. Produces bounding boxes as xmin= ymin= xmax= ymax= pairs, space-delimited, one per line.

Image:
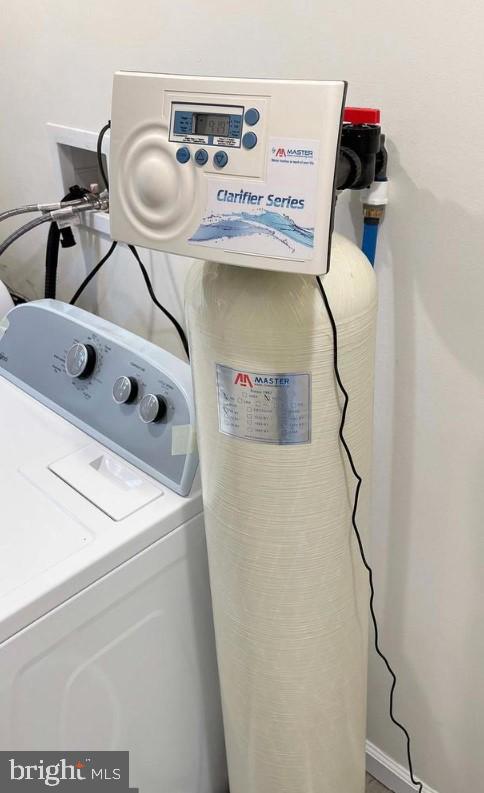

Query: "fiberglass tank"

xmin=185 ymin=233 xmax=377 ymax=793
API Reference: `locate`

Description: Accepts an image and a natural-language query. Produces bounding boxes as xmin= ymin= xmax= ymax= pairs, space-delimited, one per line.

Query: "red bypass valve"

xmin=343 ymin=107 xmax=381 ymax=125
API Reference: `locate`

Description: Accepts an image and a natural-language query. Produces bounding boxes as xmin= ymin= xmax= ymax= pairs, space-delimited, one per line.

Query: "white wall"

xmin=1 ymin=2 xmax=484 ymax=790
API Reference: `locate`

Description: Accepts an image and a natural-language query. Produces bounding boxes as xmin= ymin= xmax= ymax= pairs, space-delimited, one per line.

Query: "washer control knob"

xmin=113 ymin=375 xmax=138 ymax=405
xmin=65 ymin=342 xmax=96 ymax=379
xmin=139 ymin=393 xmax=167 ymax=424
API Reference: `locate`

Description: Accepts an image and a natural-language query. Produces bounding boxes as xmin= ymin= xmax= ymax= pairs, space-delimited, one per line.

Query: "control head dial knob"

xmin=65 ymin=342 xmax=96 ymax=379
xmin=113 ymin=375 xmax=138 ymax=405
xmin=139 ymin=393 xmax=167 ymax=424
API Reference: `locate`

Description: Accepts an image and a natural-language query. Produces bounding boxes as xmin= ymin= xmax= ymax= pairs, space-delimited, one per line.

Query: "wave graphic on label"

xmin=189 ymin=210 xmax=314 ymax=253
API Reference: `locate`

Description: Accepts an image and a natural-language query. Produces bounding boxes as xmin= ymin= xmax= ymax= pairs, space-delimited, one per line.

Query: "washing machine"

xmin=0 ymin=299 xmax=227 ymax=793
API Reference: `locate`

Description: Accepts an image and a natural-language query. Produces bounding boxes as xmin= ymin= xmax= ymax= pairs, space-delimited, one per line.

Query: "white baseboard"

xmin=366 ymin=741 xmax=438 ymax=793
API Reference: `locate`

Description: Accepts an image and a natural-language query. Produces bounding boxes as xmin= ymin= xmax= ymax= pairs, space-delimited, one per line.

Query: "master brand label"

xmin=216 ymin=364 xmax=311 ymax=444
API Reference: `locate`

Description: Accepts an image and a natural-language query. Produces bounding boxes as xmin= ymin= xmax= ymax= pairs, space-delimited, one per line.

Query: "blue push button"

xmin=176 ymin=146 xmax=190 ymax=164
xmin=195 ymin=148 xmax=208 ymax=165
xmin=242 ymin=131 xmax=257 ymax=150
xmin=213 ymin=151 xmax=228 ymax=168
xmin=244 ymin=108 xmax=260 ymax=126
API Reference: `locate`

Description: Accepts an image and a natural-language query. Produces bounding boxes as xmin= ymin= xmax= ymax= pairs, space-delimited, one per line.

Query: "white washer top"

xmin=0 ymin=375 xmax=202 ymax=646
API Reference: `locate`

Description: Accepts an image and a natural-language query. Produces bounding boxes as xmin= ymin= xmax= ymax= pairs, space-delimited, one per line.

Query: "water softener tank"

xmin=185 ymin=233 xmax=377 ymax=793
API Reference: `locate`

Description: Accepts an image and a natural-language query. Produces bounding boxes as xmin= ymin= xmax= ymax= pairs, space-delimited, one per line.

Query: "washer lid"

xmin=0 ymin=377 xmax=202 ymax=644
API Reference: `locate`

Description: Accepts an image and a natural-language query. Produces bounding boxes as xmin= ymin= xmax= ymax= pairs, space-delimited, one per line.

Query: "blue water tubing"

xmin=362 ymin=218 xmax=380 ymax=267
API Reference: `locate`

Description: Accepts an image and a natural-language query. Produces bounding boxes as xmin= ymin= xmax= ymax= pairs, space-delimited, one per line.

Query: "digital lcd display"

xmin=194 ymin=113 xmax=230 ymax=137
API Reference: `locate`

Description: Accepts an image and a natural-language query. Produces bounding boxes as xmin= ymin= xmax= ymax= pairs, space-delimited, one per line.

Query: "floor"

xmin=366 ymin=773 xmax=391 ymax=792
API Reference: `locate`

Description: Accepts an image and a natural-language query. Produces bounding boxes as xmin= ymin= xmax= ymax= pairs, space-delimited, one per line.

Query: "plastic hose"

xmin=362 ymin=220 xmax=379 ymax=267
xmin=44 ymin=222 xmax=61 ymax=299
xmin=44 ymin=186 xmax=90 ymax=299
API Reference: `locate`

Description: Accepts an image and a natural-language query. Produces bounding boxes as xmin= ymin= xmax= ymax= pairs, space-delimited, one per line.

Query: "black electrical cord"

xmin=128 ymin=245 xmax=190 ymax=359
xmin=69 ymin=241 xmax=118 ymax=305
xmin=69 ymin=240 xmax=190 ymax=359
xmin=91 ymin=120 xmax=190 ymax=358
xmin=316 ymin=274 xmax=423 ymax=793
xmin=97 ymin=121 xmax=111 ymax=191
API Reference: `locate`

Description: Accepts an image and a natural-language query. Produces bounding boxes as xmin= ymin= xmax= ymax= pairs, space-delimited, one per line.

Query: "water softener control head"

xmin=109 ymin=73 xmax=347 ymax=275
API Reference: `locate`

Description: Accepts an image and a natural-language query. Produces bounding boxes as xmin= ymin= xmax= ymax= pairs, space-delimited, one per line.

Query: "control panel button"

xmin=194 ymin=148 xmax=208 ymax=165
xmin=113 ymin=375 xmax=138 ymax=405
xmin=242 ymin=132 xmax=258 ymax=150
xmin=213 ymin=151 xmax=228 ymax=168
xmin=65 ymin=342 xmax=96 ymax=379
xmin=176 ymin=146 xmax=191 ymax=164
xmin=244 ymin=108 xmax=260 ymax=126
xmin=139 ymin=393 xmax=167 ymax=424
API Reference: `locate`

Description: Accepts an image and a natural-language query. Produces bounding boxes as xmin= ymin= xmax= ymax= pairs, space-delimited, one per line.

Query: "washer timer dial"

xmin=65 ymin=342 xmax=96 ymax=379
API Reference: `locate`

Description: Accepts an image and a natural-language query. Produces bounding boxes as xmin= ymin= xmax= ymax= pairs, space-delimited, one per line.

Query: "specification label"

xmin=216 ymin=364 xmax=311 ymax=445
